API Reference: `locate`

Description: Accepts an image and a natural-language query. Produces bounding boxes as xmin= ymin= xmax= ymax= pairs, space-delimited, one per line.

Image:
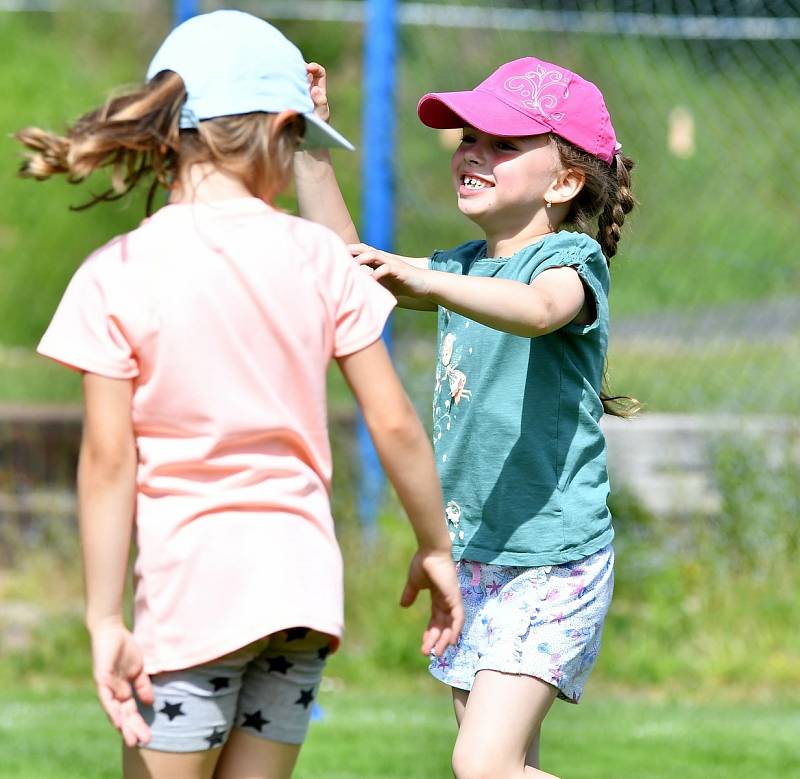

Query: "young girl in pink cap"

xmin=296 ymin=56 xmax=637 ymax=779
xmin=17 ymin=10 xmax=462 ymax=779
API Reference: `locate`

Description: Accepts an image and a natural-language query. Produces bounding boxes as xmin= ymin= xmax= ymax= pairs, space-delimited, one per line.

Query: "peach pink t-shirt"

xmin=38 ymin=198 xmax=395 ymax=674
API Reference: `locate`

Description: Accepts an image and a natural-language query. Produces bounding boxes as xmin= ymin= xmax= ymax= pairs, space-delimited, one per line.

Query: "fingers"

xmin=97 ymin=681 xmax=123 ymax=729
xmin=400 ymin=580 xmax=419 ymax=608
xmin=432 ymin=624 xmax=458 ymax=657
xmin=371 ymin=264 xmax=394 ymax=284
xmin=421 ymin=624 xmax=443 ymax=656
xmin=97 ymin=679 xmax=152 ymax=748
xmin=305 ymin=62 xmax=330 ymax=121
xmin=133 ymin=668 xmax=154 ymax=706
xmin=119 ymin=698 xmax=152 ymax=748
xmin=347 ymin=243 xmax=376 ymax=256
xmin=306 ymin=61 xmax=327 ymax=84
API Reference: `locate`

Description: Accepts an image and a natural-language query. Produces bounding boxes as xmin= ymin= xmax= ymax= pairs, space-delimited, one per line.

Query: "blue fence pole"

xmin=358 ymin=0 xmax=398 ymax=539
xmin=173 ymin=0 xmax=198 ymax=26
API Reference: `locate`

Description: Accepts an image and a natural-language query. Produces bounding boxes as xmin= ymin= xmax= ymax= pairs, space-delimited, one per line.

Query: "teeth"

xmin=462 ymin=175 xmax=490 ymax=189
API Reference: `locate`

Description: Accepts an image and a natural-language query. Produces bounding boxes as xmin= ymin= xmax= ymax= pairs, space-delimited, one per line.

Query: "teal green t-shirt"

xmin=429 ymin=231 xmax=614 ymax=566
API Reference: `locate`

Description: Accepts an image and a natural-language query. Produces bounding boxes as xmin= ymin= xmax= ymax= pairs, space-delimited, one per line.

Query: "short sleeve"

xmin=37 ymin=248 xmax=139 ymax=379
xmin=529 ymin=238 xmax=610 ymax=336
xmin=328 ymin=244 xmax=396 ymax=358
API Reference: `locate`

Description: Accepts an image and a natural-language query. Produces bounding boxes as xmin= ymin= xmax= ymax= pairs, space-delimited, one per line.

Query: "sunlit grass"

xmin=0 ymin=686 xmax=798 ymax=779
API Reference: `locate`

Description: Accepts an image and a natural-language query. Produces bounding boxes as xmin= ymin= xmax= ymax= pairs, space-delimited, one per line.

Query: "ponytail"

xmin=16 ymin=71 xmax=185 ymax=213
xmin=601 ymin=385 xmax=641 ymax=419
xmin=16 ymin=70 xmax=305 ymax=212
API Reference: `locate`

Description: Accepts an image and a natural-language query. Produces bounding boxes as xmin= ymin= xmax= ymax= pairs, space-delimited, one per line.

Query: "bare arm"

xmin=425 ymin=265 xmax=587 ymax=335
xmin=294 ymin=63 xmax=359 ymax=242
xmin=337 ymin=339 xmax=463 ymax=654
xmin=358 ymin=253 xmax=588 ymax=336
xmin=295 ymin=64 xmax=438 ymax=312
xmin=79 ymin=373 xmax=152 ymax=747
xmin=294 ymin=147 xmax=360 ymax=243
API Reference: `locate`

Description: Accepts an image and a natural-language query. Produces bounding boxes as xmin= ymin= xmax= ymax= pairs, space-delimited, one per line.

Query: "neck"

xmin=169 ymin=162 xmax=259 ymax=205
xmin=485 ymin=225 xmax=555 ymax=258
xmin=478 ymin=206 xmax=564 ymax=258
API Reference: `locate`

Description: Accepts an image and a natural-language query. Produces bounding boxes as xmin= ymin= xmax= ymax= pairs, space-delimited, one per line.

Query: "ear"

xmin=270 ymin=109 xmax=302 ymax=140
xmin=546 ymin=167 xmax=585 ymax=207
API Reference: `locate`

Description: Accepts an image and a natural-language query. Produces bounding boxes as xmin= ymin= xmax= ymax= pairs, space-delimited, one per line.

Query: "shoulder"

xmin=276 ymin=212 xmax=349 ymax=253
xmin=530 ymin=231 xmax=602 ymax=264
xmin=74 ymin=230 xmax=139 ymax=285
xmin=526 ymin=232 xmax=608 ymax=286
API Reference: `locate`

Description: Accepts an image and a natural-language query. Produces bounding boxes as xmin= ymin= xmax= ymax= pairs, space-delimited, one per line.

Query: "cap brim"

xmin=303 ymin=113 xmax=355 ymax=151
xmin=417 ymin=90 xmax=551 ymax=138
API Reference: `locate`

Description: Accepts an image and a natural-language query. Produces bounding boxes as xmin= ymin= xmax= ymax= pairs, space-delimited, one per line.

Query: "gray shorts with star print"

xmin=137 ymin=628 xmax=331 ymax=752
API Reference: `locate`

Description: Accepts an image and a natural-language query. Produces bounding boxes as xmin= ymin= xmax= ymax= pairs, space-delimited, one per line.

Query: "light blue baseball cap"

xmin=146 ymin=10 xmax=354 ymax=151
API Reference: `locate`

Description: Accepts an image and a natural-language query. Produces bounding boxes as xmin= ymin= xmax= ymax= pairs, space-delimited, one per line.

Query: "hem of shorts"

xmin=428 ymin=664 xmax=472 ymax=692
xmin=451 ymin=530 xmax=614 ymax=567
xmin=140 ymin=739 xmax=227 ymax=753
xmin=430 ymin=662 xmax=582 ymax=704
xmin=142 ymin=618 xmax=343 ymax=676
xmin=233 ymin=724 xmax=306 ymax=746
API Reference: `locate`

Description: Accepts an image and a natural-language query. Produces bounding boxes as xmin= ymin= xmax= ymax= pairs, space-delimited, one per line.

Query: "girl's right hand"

xmin=306 ymin=62 xmax=331 ymax=122
xmin=349 ymin=244 xmax=433 ymax=299
xmin=90 ymin=620 xmax=154 ymax=748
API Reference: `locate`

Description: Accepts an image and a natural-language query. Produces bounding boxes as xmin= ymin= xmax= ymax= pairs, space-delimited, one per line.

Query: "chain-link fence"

xmin=1 ymin=0 xmax=799 ymax=521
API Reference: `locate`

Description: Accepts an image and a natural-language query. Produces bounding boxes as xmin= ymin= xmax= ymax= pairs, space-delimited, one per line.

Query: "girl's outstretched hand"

xmin=349 ymin=243 xmax=433 ymax=299
xmin=306 ymin=62 xmax=331 ymax=122
xmin=401 ymin=549 xmax=464 ymax=657
xmin=90 ymin=620 xmax=153 ymax=748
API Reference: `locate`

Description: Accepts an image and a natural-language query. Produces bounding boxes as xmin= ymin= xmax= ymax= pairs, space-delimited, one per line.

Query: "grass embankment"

xmin=1 ymin=11 xmax=799 ymax=412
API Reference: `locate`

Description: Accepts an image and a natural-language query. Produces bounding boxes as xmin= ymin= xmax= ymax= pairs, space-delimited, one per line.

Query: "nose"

xmin=465 ymin=142 xmax=486 ymax=165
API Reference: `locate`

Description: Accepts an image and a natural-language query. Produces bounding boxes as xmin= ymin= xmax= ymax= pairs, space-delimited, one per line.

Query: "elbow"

xmin=363 ymin=403 xmax=425 ymax=447
xmin=78 ymin=439 xmax=137 ymax=484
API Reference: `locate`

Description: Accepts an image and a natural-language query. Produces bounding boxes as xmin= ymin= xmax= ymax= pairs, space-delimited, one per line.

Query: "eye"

xmin=460 ymin=131 xmax=477 ymax=145
xmin=495 ymin=140 xmax=518 ymax=152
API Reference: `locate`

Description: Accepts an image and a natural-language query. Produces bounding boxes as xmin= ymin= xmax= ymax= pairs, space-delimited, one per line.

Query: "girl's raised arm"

xmin=294 ymin=63 xmax=360 ymax=242
xmin=336 ymin=339 xmax=464 ymax=655
xmin=295 ymin=63 xmax=438 ymax=311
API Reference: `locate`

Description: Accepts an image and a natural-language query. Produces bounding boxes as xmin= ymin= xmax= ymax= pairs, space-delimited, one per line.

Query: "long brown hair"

xmin=552 ymin=134 xmax=640 ymax=418
xmin=16 ymin=71 xmax=305 ymax=213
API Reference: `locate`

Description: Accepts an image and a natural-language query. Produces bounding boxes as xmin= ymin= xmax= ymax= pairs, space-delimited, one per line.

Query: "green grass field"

xmin=1 ymin=686 xmax=798 ymax=779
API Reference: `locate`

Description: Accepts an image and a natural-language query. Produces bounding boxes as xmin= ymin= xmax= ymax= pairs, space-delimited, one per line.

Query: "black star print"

xmin=209 ymin=676 xmax=230 ymax=691
xmin=317 ymin=644 xmax=332 ymax=661
xmin=241 ymin=709 xmax=270 ymax=732
xmin=159 ymin=701 xmax=185 ymax=721
xmin=295 ymin=688 xmax=315 ymax=709
xmin=284 ymin=627 xmax=311 ymax=642
xmin=267 ymin=655 xmax=294 ymax=674
xmin=205 ymin=727 xmax=226 ymax=748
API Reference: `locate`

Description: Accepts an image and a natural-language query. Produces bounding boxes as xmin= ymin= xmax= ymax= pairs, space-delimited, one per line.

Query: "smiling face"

xmin=450 ymin=126 xmax=565 ymax=242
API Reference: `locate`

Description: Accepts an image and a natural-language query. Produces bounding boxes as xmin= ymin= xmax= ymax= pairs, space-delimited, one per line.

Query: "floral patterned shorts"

xmin=429 ymin=545 xmax=614 ymax=703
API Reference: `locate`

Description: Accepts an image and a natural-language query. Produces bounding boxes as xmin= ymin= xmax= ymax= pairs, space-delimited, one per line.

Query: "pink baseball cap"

xmin=417 ymin=57 xmax=620 ymax=164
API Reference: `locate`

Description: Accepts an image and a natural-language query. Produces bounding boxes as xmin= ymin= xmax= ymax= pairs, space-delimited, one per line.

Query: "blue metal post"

xmin=358 ymin=0 xmax=398 ymax=538
xmin=173 ymin=0 xmax=198 ymax=26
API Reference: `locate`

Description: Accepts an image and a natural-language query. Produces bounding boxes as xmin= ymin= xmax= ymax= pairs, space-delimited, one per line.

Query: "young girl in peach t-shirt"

xmin=17 ymin=11 xmax=462 ymax=779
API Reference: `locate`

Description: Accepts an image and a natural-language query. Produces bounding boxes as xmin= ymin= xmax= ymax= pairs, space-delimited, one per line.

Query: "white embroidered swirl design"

xmin=504 ymin=66 xmax=568 ymax=122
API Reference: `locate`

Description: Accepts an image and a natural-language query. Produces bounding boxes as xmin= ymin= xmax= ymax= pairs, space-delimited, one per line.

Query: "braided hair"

xmin=551 ymin=135 xmax=639 ymax=417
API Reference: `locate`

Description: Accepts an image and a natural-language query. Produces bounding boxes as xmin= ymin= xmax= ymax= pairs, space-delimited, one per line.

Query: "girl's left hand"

xmin=306 ymin=62 xmax=331 ymax=123
xmin=349 ymin=243 xmax=432 ymax=299
xmin=401 ymin=549 xmax=464 ymax=657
